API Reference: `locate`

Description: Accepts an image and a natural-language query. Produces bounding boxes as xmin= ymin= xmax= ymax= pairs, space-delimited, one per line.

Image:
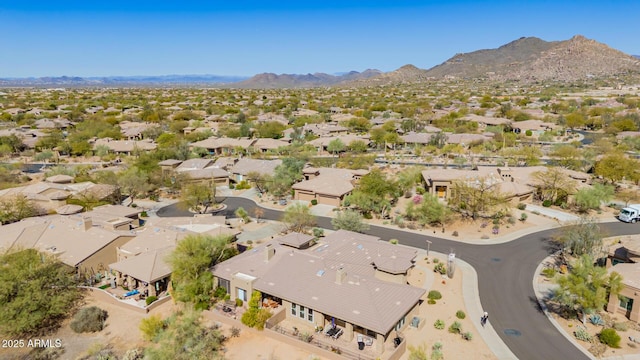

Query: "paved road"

xmin=158 ymin=198 xmax=640 ymax=360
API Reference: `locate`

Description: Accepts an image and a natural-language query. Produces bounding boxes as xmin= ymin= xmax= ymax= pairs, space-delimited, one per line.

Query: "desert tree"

xmin=180 ymin=183 xmax=217 ymax=214
xmin=166 ymin=234 xmax=237 ymax=308
xmin=553 ymin=217 xmax=605 ymax=258
xmin=532 ymin=167 xmax=576 ymax=204
xmin=574 ymin=183 xmax=614 ymax=213
xmin=448 ymin=178 xmax=508 ymax=220
xmin=0 ymin=249 xmax=82 ymax=337
xmin=554 ymin=254 xmax=623 ymax=324
xmin=331 ymin=210 xmax=370 ymax=233
xmin=281 ymin=203 xmax=316 ymax=233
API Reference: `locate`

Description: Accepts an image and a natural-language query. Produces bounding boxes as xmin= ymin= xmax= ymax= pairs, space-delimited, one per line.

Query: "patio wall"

xmin=80 ymin=286 xmax=171 ymax=314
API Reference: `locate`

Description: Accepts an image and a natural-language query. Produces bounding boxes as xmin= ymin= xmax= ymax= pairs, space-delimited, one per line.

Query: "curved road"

xmin=158 ymin=198 xmax=640 ymax=360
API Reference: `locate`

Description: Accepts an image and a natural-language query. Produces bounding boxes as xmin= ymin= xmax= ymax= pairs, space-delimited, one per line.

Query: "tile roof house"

xmin=109 ymin=215 xmax=239 ymax=298
xmin=306 ymin=135 xmax=371 ymax=152
xmin=607 ymin=261 xmax=640 ymax=323
xmin=0 ymin=214 xmax=135 ymax=280
xmin=212 ymin=230 xmax=424 ymax=356
xmin=421 ymin=166 xmax=534 ymax=202
xmin=228 ymin=158 xmax=282 ymax=183
xmin=292 ymin=167 xmax=368 ymax=206
xmin=167 ymin=158 xmax=230 ymax=185
xmin=190 ymin=136 xmax=256 ymax=155
xmin=92 ymin=138 xmax=157 ymax=155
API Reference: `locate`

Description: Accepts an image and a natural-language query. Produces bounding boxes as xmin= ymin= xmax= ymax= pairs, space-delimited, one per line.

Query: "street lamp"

xmin=426 ymin=240 xmax=432 ymax=257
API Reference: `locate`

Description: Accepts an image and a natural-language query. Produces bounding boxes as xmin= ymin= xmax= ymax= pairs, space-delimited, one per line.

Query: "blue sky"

xmin=1 ymin=1 xmax=638 ymax=77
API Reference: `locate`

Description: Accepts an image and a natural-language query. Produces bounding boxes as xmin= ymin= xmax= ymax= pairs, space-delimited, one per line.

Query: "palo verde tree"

xmin=553 ymin=217 xmax=605 ymax=259
xmin=0 ymin=249 xmax=82 ymax=337
xmin=166 ymin=234 xmax=237 ymax=309
xmin=345 ymin=168 xmax=400 ymax=218
xmin=331 ymin=210 xmax=370 ymax=233
xmin=144 ymin=308 xmax=226 ymax=360
xmin=448 ymin=178 xmax=508 ymax=220
xmin=553 ymin=254 xmax=623 ymax=324
xmin=281 ymin=203 xmax=316 ymax=233
xmin=180 ymin=183 xmax=217 ymax=214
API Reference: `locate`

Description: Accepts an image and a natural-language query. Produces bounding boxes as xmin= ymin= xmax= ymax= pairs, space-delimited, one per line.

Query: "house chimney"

xmin=82 ymin=217 xmax=92 ymax=231
xmin=336 ymin=267 xmax=346 ymax=285
xmin=265 ymin=244 xmax=276 ymax=262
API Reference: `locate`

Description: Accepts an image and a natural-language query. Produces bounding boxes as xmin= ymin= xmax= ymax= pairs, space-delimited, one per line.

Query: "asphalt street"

xmin=157 ymin=197 xmax=640 ymax=360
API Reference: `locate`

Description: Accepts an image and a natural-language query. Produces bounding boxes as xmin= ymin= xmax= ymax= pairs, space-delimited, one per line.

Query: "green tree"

xmin=574 ymin=184 xmax=614 ymax=212
xmin=281 ymin=203 xmax=316 ymax=232
xmin=240 ymin=291 xmax=272 ymax=330
xmin=234 ymin=207 xmax=250 ymax=223
xmin=397 ymin=166 xmax=423 ymax=195
xmin=553 ymin=217 xmax=605 ymax=258
xmin=448 ymin=178 xmax=508 ymax=219
xmin=255 ymin=121 xmax=286 ymax=139
xmin=595 ymin=152 xmax=640 ymax=184
xmin=0 ymin=195 xmax=41 ymax=224
xmin=405 ymin=194 xmax=451 ymax=226
xmin=331 ymin=210 xmax=370 ymax=233
xmin=266 ymin=158 xmax=305 ymax=198
xmin=166 ymin=234 xmax=237 ymax=307
xmin=180 ymin=183 xmax=217 ymax=214
xmin=327 ymin=138 xmax=346 ymax=155
xmin=0 ymin=249 xmax=82 ymax=337
xmin=532 ymin=167 xmax=576 ymax=204
xmin=554 ymin=254 xmax=623 ymax=324
xmin=345 ymin=169 xmax=399 ymax=218
xmin=118 ymin=166 xmax=153 ymax=203
xmin=347 ymin=140 xmax=368 ymax=153
xmin=144 ymin=308 xmax=225 ymax=360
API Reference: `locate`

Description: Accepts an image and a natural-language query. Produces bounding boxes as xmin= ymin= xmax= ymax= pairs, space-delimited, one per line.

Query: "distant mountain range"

xmin=1 ymin=35 xmax=638 ymax=88
xmin=0 ymin=74 xmax=248 ymax=87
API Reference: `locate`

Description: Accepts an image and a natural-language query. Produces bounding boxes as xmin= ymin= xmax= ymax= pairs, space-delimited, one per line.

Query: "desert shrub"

xmin=310 ymin=199 xmax=318 ymax=206
xmin=599 ymin=328 xmax=621 ymax=348
xmin=520 ymin=212 xmax=528 ymax=222
xmin=448 ymin=321 xmax=462 ymax=334
xmin=507 ymin=216 xmax=516 ymax=225
xmin=230 ymin=326 xmax=241 ymax=337
xmin=312 ymin=228 xmax=325 ymax=237
xmin=139 ymin=315 xmax=165 ymax=341
xmin=235 ymin=298 xmax=243 ymax=307
xmin=517 ymin=203 xmax=526 ymax=210
xmin=462 ymin=331 xmax=473 ymax=341
xmin=434 ymin=263 xmax=446 ymax=274
xmin=299 ymin=332 xmax=313 ymax=342
xmin=428 ymin=290 xmax=442 ymax=300
xmin=542 ymin=200 xmax=552 ymax=207
xmin=228 ymin=183 xmax=235 ymax=189
xmin=235 ymin=180 xmax=251 ymax=190
xmin=574 ymin=327 xmax=592 ymax=342
xmin=431 ymin=342 xmax=443 ymax=360
xmin=241 ymin=290 xmax=272 ymax=330
xmin=613 ymin=322 xmax=628 ymax=332
xmin=433 ymin=258 xmax=439 ymax=263
xmin=455 ymin=310 xmax=466 ymax=319
xmin=122 ymin=348 xmax=144 ymax=360
xmin=525 ymin=130 xmax=533 ymax=136
xmin=145 ymin=296 xmax=158 ymax=305
xmin=214 ymin=286 xmax=227 ymax=299
xmin=428 ymin=299 xmax=436 ymax=305
xmin=389 ymin=239 xmax=398 ymax=245
xmin=70 ymin=306 xmax=108 ymax=333
xmin=541 ymin=268 xmax=557 ymax=278
xmin=434 ymin=319 xmax=445 ymax=330
xmin=452 ymin=231 xmax=459 ymax=237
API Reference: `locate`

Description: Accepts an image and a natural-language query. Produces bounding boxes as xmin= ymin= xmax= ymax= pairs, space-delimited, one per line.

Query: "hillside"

xmin=423 ymin=35 xmax=640 ymax=81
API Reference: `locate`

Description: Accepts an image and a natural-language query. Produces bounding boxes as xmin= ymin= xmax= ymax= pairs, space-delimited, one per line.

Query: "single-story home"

xmin=292 ymin=167 xmax=367 ymax=206
xmin=212 ymin=230 xmax=424 ymax=356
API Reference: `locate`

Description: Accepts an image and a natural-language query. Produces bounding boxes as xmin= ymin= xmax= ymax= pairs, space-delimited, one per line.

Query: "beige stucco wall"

xmin=607 ymin=286 xmax=640 ymax=323
xmin=78 ymin=235 xmax=135 ymax=279
xmin=374 ymin=269 xmax=407 ymax=284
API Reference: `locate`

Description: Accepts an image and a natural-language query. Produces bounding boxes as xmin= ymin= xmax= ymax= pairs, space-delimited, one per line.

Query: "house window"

xmin=290 ymin=302 xmax=314 ymax=322
xmin=218 ymin=278 xmax=230 ymax=294
xmin=395 ymin=316 xmax=406 ymax=331
xmin=237 ymin=288 xmax=247 ymax=302
xmin=619 ymin=296 xmax=634 ymax=311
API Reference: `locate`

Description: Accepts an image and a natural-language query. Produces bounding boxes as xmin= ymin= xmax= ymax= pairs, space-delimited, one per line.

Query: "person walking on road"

xmin=481 ymin=312 xmax=488 ymax=327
